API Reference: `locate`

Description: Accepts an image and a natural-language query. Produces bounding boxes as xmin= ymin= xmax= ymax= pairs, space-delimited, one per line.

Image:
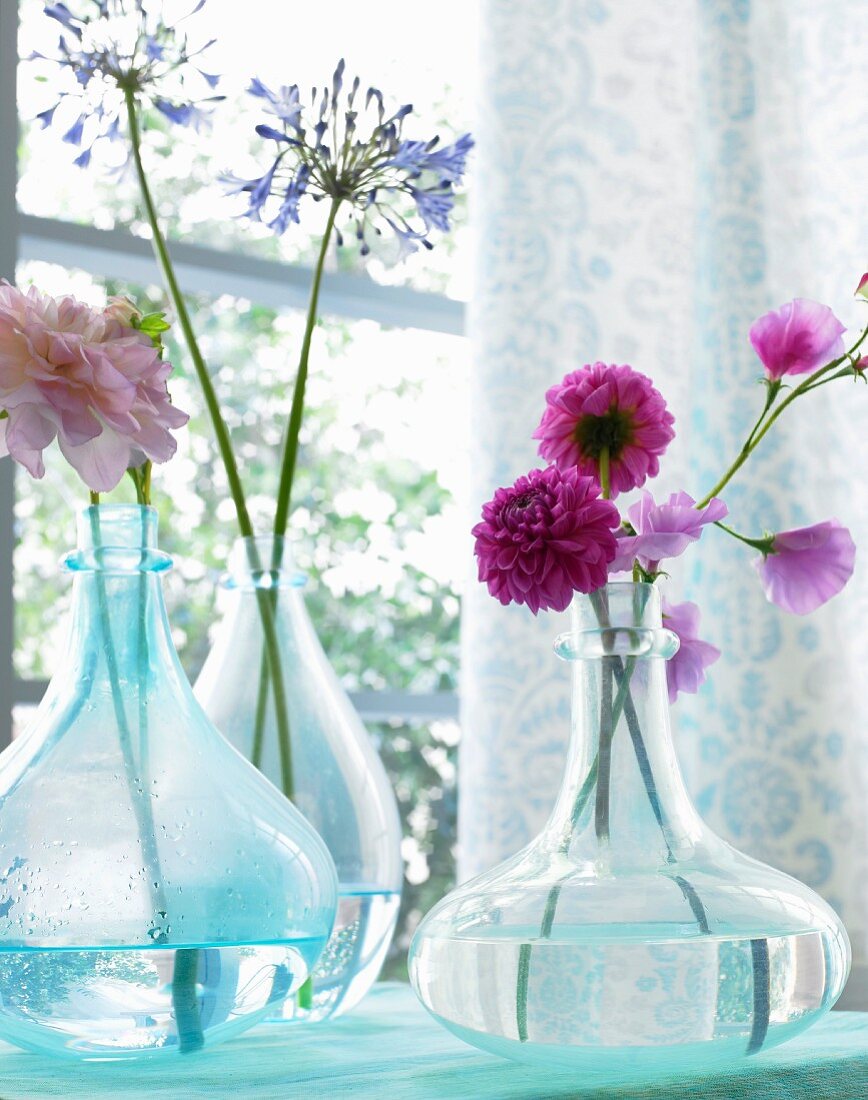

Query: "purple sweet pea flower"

xmin=749 ymin=299 xmax=846 ymax=380
xmin=610 ymin=491 xmax=728 ymax=573
xmin=662 ymin=598 xmax=720 ymax=704
xmin=754 ymin=520 xmax=856 ymax=615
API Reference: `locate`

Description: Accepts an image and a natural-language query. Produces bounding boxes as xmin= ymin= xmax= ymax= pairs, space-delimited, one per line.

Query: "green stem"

xmin=273 ymin=198 xmax=341 ymax=536
xmin=88 ymin=508 xmax=168 ymax=930
xmin=714 ymin=521 xmax=774 ymax=553
xmin=122 ymin=88 xmax=252 ymax=540
xmin=123 ymin=90 xmax=295 ymax=800
xmin=172 ymin=948 xmax=205 ymax=1054
xmin=697 ymin=325 xmax=868 ymax=508
xmin=598 ymin=446 xmax=611 ymax=500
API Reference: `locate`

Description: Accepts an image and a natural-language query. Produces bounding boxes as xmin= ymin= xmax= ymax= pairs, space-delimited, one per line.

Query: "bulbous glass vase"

xmin=410 ymin=584 xmax=850 ymax=1082
xmin=195 ymin=536 xmax=403 ymax=1023
xmin=0 ymin=506 xmax=337 ymax=1061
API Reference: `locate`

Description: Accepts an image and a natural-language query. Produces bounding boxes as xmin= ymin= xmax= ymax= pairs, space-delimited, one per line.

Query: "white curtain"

xmin=461 ymin=0 xmax=868 ymax=990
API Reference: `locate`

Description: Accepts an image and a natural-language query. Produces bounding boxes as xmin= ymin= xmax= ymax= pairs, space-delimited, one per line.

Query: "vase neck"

xmin=224 ymin=535 xmax=306 ymax=591
xmin=61 ymin=505 xmax=179 ymax=688
xmin=544 ymin=585 xmax=705 ymax=866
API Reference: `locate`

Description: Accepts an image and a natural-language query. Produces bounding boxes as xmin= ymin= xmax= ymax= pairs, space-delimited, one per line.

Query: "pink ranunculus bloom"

xmin=533 ymin=362 xmax=675 ymax=498
xmin=856 ymin=274 xmax=868 ymax=301
xmin=0 ymin=282 xmax=188 ymax=492
xmin=103 ymin=295 xmax=143 ymax=327
xmin=662 ymin=598 xmax=720 ymax=705
xmin=754 ymin=520 xmax=856 ymax=615
xmin=472 ymin=465 xmax=620 ymax=614
xmin=748 ymin=298 xmax=846 ymax=380
xmin=610 ymin=491 xmax=728 ymax=573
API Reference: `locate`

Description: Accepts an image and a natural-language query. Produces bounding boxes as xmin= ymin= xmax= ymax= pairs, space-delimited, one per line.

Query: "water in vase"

xmin=277 ymin=887 xmax=401 ymax=1022
xmin=411 ymin=920 xmax=849 ymax=1076
xmin=0 ymin=934 xmax=326 ymax=1060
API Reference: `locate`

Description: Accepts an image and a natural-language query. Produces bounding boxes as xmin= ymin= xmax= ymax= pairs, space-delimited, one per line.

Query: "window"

xmin=2 ymin=0 xmax=474 ymax=976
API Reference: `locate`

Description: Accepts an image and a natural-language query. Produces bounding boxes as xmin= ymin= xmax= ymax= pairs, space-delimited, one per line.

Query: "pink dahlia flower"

xmin=611 ymin=491 xmax=728 ymax=573
xmin=748 ymin=299 xmax=846 ymax=380
xmin=662 ymin=598 xmax=720 ymax=704
xmin=533 ymin=363 xmax=675 ymax=498
xmin=472 ymin=465 xmax=620 ymax=614
xmin=0 ymin=282 xmax=188 ymax=492
xmin=754 ymin=520 xmax=855 ymax=615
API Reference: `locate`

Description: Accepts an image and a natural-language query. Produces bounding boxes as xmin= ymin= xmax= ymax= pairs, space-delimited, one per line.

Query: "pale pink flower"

xmin=0 ymin=282 xmax=187 ymax=491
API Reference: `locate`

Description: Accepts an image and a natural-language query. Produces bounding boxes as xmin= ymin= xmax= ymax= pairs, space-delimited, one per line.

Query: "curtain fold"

xmin=461 ymin=0 xmax=868 ymax=982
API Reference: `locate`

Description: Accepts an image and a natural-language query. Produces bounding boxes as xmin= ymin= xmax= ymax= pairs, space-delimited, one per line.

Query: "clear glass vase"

xmin=0 ymin=506 xmax=337 ymax=1061
xmin=195 ymin=536 xmax=403 ymax=1023
xmin=409 ymin=583 xmax=850 ymax=1081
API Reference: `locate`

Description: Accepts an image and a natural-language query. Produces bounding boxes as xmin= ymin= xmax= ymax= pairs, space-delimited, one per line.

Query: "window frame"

xmin=0 ymin=2 xmax=463 ymax=747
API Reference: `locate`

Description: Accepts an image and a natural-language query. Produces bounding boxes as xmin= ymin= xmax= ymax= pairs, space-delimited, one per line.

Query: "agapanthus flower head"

xmin=662 ymin=598 xmax=720 ymax=704
xmin=0 ymin=281 xmax=188 ymax=493
xmin=754 ymin=520 xmax=855 ymax=615
xmin=533 ymin=363 xmax=675 ymax=498
xmin=224 ymin=60 xmax=474 ymax=257
xmin=472 ymin=465 xmax=620 ymax=614
xmin=31 ymin=0 xmax=223 ymax=168
xmin=610 ymin=491 xmax=728 ymax=573
xmin=748 ymin=299 xmax=846 ymax=380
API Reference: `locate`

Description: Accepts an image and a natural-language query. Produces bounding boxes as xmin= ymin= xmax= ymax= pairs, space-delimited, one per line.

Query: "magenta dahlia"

xmin=533 ymin=363 xmax=675 ymax=497
xmin=472 ymin=465 xmax=620 ymax=614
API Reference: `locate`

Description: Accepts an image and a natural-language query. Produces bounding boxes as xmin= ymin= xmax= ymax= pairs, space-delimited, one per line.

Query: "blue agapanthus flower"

xmin=224 ymin=60 xmax=474 ymax=257
xmin=31 ymin=0 xmax=223 ymax=167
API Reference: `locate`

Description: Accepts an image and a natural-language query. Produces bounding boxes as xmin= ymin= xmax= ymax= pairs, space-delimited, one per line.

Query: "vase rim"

xmin=224 ymin=535 xmax=306 ymax=591
xmin=63 ymin=504 xmax=171 ymax=575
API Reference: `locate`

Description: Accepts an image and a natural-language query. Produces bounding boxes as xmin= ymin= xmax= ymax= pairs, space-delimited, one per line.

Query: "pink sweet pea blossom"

xmin=748 ymin=298 xmax=846 ymax=380
xmin=856 ymin=274 xmax=868 ymax=301
xmin=533 ymin=363 xmax=674 ymax=498
xmin=662 ymin=598 xmax=720 ymax=704
xmin=754 ymin=520 xmax=855 ymax=615
xmin=0 ymin=282 xmax=188 ymax=492
xmin=611 ymin=491 xmax=728 ymax=573
xmin=472 ymin=465 xmax=620 ymax=614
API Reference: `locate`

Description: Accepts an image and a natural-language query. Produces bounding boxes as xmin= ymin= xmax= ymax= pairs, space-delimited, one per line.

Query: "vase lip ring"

xmin=553 ymin=625 xmax=680 ymax=662
xmin=65 ymin=503 xmax=170 ymax=574
xmin=224 ymin=535 xmax=307 ymax=590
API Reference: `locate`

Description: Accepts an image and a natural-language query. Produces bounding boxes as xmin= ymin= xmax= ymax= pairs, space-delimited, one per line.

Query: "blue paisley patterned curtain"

xmin=461 ymin=0 xmax=868 ymax=1002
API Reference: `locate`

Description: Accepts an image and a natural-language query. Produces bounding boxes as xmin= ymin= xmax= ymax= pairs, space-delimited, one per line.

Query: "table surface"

xmin=0 ymin=984 xmax=865 ymax=1099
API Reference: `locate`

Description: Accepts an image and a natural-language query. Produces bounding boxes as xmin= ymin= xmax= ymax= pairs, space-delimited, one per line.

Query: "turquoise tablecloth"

xmin=0 ymin=984 xmax=865 ymax=1099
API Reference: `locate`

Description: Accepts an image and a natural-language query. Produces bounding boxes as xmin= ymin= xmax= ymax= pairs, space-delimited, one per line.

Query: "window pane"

xmin=17 ymin=0 xmax=475 ymax=299
xmin=13 ymin=260 xmax=468 ymax=691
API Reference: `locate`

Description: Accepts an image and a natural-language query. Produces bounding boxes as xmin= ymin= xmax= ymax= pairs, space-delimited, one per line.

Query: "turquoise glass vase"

xmin=410 ymin=584 xmax=850 ymax=1082
xmin=195 ymin=536 xmax=403 ymax=1022
xmin=0 ymin=506 xmax=337 ymax=1060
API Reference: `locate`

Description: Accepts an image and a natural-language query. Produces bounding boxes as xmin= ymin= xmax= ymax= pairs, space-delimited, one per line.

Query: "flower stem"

xmin=598 ymin=446 xmax=611 ymax=500
xmin=123 ymin=90 xmax=295 ymax=801
xmin=273 ymin=198 xmax=341 ymax=536
xmin=696 ymin=324 xmax=868 ymax=508
xmin=122 ymin=88 xmax=252 ymax=540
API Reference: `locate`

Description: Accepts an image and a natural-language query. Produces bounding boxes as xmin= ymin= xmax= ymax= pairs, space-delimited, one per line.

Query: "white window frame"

xmin=0 ymin=2 xmax=462 ymax=746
